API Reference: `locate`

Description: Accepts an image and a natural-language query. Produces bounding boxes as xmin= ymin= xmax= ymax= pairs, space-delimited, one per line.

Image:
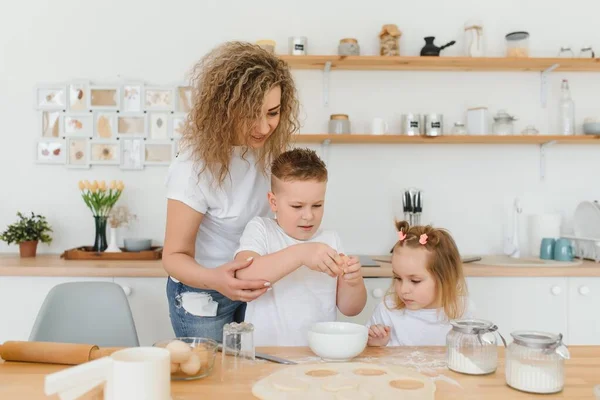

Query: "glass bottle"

xmin=558 ymin=79 xmax=575 ymax=135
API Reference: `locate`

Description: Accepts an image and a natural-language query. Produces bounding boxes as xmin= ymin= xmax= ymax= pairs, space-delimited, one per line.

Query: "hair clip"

xmin=419 ymin=234 xmax=428 ymax=245
xmin=397 ymin=231 xmax=406 ymax=241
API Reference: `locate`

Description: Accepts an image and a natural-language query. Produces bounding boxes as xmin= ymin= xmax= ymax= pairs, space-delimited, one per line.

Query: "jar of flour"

xmin=505 ymin=331 xmax=570 ymax=394
xmin=446 ymin=319 xmax=505 ymax=375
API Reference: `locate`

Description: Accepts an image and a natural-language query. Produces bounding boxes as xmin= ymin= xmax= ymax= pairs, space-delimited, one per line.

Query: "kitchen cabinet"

xmin=337 ymin=278 xmax=392 ymax=326
xmin=113 ymin=277 xmax=174 ymax=346
xmin=567 ymin=277 xmax=600 ymax=345
xmin=0 ymin=277 xmax=112 ymax=343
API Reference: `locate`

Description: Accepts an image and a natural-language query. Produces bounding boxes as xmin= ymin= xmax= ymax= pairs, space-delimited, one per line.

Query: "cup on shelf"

xmin=370 ymin=118 xmax=388 ymax=135
xmin=553 ymin=238 xmax=574 ymax=262
xmin=539 ymin=238 xmax=556 ymax=260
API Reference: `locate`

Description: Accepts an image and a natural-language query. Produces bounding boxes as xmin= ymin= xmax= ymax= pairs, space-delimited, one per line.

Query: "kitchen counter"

xmin=1 ymin=346 xmax=598 ymax=399
xmin=0 ymin=254 xmax=600 ymax=277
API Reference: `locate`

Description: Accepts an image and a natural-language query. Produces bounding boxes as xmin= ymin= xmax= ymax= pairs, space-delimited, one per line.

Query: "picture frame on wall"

xmin=94 ymin=112 xmax=118 ymax=139
xmin=175 ymin=85 xmax=193 ymax=113
xmin=144 ymin=86 xmax=175 ymax=111
xmin=149 ymin=112 xmax=169 ymax=139
xmin=122 ymin=82 xmax=144 ymax=113
xmin=68 ymin=80 xmax=90 ymax=112
xmin=90 ymin=140 xmax=120 ymax=165
xmin=66 ymin=138 xmax=90 ymax=169
xmin=169 ymin=113 xmax=187 ymax=140
xmin=143 ymin=140 xmax=174 ymax=166
xmin=116 ymin=113 xmax=148 ymax=138
xmin=89 ymin=85 xmax=120 ymax=111
xmin=36 ymin=139 xmax=66 ymax=164
xmin=39 ymin=111 xmax=62 ymax=138
xmin=120 ymin=138 xmax=144 ymax=170
xmin=35 ymin=84 xmax=67 ymax=110
xmin=61 ymin=113 xmax=93 ymax=137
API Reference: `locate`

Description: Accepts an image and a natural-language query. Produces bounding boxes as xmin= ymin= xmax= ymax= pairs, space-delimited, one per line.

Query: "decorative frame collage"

xmin=35 ymin=81 xmax=191 ymax=169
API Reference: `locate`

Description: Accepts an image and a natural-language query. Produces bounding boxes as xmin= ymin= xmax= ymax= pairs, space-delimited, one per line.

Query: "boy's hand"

xmin=367 ymin=324 xmax=391 ymax=347
xmin=301 ymin=243 xmax=344 ymax=277
xmin=340 ymin=254 xmax=363 ymax=286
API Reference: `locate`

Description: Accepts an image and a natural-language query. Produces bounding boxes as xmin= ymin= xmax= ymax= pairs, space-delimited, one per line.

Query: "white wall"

xmin=1 ymin=0 xmax=599 ymax=257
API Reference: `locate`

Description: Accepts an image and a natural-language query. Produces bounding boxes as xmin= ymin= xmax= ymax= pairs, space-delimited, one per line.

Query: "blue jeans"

xmin=166 ymin=278 xmax=246 ymax=343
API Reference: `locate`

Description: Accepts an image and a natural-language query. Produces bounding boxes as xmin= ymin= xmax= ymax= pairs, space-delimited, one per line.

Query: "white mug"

xmin=45 ymin=347 xmax=171 ymax=400
xmin=371 ymin=118 xmax=388 ymax=135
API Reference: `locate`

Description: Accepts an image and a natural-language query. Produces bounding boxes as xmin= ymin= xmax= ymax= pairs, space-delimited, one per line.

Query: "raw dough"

xmin=252 ymin=362 xmax=435 ymax=400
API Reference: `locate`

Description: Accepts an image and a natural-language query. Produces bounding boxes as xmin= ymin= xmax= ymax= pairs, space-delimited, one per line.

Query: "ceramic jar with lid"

xmin=492 ymin=110 xmax=517 ymax=135
xmin=338 ymin=38 xmax=360 ymax=56
xmin=446 ymin=319 xmax=505 ymax=375
xmin=328 ymin=114 xmax=351 ymax=134
xmin=505 ymin=331 xmax=570 ymax=394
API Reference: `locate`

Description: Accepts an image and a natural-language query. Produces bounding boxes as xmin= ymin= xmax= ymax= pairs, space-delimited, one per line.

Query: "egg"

xmin=180 ymin=353 xmax=201 ymax=376
xmin=170 ymin=362 xmax=179 ymax=374
xmin=166 ymin=340 xmax=192 ymax=363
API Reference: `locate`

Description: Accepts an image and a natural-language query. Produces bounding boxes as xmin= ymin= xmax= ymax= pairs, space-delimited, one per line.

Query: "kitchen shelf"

xmin=279 ymin=55 xmax=600 ymax=72
xmin=293 ymin=134 xmax=600 ymax=144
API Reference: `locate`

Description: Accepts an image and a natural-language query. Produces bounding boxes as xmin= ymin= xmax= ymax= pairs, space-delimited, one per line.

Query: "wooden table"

xmin=1 ymin=346 xmax=598 ymax=399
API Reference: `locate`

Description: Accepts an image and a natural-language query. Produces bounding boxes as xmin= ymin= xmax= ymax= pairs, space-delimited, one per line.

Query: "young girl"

xmin=367 ymin=221 xmax=470 ymax=347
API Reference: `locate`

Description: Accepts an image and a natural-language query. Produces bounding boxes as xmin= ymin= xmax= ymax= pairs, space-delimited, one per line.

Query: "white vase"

xmin=105 ymin=227 xmax=122 ymax=252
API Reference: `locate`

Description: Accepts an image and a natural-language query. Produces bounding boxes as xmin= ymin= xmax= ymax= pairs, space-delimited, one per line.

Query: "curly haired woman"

xmin=162 ymin=41 xmax=305 ymax=340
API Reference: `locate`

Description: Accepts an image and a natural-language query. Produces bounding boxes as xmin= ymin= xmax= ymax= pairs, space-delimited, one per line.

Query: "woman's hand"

xmin=209 ymin=257 xmax=271 ymax=302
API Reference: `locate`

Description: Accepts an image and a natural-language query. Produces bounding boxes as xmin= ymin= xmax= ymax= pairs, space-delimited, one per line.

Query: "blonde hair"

xmin=388 ymin=220 xmax=467 ymax=320
xmin=181 ymin=41 xmax=300 ymax=186
xmin=271 ymin=148 xmax=327 ymax=191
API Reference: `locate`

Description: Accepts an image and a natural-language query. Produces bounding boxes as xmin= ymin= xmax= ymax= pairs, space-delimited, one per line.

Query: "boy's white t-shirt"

xmin=367 ymin=297 xmax=473 ymax=346
xmin=235 ymin=216 xmax=344 ymax=347
xmin=165 ymin=148 xmax=271 ymax=271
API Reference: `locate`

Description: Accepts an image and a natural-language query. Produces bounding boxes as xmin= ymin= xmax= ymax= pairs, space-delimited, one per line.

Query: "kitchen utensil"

xmin=401 ymin=113 xmax=422 ymax=136
xmin=572 ymin=201 xmax=600 ymax=260
xmin=153 ymin=337 xmax=218 ymax=380
xmin=505 ymin=31 xmax=530 ymax=57
xmin=553 ymin=238 xmax=574 ymax=261
xmin=425 ymin=114 xmax=443 ymax=136
xmin=217 ymin=344 xmax=296 ymax=365
xmin=540 ymin=238 xmax=556 ymax=260
xmin=462 ymin=256 xmax=482 ymax=263
xmin=44 ymin=347 xmax=171 ymax=400
xmin=420 ymin=36 xmax=456 ymax=56
xmin=307 ymin=322 xmax=368 ymax=361
xmin=0 ymin=341 xmax=121 ymax=365
xmin=402 ymin=190 xmax=412 ymax=223
xmin=288 ymin=36 xmax=307 ymax=55
xmin=123 ymin=238 xmax=152 ymax=252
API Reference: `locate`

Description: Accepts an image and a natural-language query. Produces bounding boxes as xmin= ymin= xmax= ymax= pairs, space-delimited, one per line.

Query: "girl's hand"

xmin=367 ymin=324 xmax=391 ymax=347
xmin=210 ymin=257 xmax=270 ymax=302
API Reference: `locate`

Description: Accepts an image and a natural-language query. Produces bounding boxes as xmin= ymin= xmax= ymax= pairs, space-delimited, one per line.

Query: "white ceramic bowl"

xmin=307 ymin=321 xmax=368 ymax=361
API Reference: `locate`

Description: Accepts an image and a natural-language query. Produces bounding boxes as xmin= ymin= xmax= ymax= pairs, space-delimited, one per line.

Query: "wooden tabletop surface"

xmin=1 ymin=254 xmax=599 ymax=278
xmin=1 ymin=346 xmax=598 ymax=399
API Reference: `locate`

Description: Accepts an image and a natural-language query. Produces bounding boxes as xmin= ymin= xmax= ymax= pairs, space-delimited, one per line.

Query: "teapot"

xmin=420 ymin=36 xmax=456 ymax=56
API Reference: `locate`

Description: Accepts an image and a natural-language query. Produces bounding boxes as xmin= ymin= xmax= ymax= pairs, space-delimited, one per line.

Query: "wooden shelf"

xmin=279 ymin=55 xmax=600 ymax=72
xmin=292 ymin=134 xmax=600 ymax=144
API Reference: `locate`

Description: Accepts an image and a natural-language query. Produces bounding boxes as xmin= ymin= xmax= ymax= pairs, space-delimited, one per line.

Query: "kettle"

xmin=420 ymin=36 xmax=456 ymax=56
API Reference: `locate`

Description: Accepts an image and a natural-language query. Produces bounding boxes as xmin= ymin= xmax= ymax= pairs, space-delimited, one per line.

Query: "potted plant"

xmin=0 ymin=212 xmax=53 ymax=257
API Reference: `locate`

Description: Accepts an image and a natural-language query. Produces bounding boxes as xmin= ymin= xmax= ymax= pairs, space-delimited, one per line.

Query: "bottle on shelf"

xmin=558 ymin=79 xmax=576 ymax=135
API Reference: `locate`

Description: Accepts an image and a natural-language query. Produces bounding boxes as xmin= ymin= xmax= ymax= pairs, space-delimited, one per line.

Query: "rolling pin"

xmin=0 ymin=341 xmax=123 ymax=365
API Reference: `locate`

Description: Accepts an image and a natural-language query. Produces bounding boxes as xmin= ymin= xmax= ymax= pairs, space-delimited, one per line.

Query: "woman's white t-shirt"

xmin=165 ymin=147 xmax=272 ymax=269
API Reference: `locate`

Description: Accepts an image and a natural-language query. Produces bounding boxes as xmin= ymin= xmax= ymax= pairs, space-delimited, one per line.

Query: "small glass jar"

xmin=505 ymin=331 xmax=570 ymax=394
xmin=521 ymin=125 xmax=540 ymax=135
xmin=328 ymin=114 xmax=351 ymax=134
xmin=338 ymin=38 xmax=360 ymax=56
xmin=557 ymin=46 xmax=575 ymax=58
xmin=580 ymin=46 xmax=595 ymax=58
xmin=451 ymin=122 xmax=468 ymax=135
xmin=505 ymin=31 xmax=530 ymax=58
xmin=446 ymin=319 xmax=504 ymax=375
xmin=492 ymin=110 xmax=517 ymax=135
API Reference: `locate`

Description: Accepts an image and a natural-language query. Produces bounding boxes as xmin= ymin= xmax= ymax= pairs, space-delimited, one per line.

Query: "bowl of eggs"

xmin=153 ymin=337 xmax=218 ymax=380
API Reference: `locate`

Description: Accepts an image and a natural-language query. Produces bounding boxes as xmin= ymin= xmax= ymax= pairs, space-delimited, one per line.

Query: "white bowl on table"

xmin=308 ymin=321 xmax=368 ymax=362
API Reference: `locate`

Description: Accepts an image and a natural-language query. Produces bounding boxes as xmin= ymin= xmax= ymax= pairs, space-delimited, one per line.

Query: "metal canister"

xmin=425 ymin=113 xmax=444 ymax=136
xmin=401 ymin=113 xmax=422 ymax=136
xmin=288 ymin=36 xmax=307 ymax=55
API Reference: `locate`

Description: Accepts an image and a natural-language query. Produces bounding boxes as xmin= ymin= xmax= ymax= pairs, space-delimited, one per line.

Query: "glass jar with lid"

xmin=505 ymin=31 xmax=530 ymax=57
xmin=451 ymin=122 xmax=468 ymax=135
xmin=505 ymin=331 xmax=570 ymax=394
xmin=446 ymin=319 xmax=505 ymax=375
xmin=492 ymin=110 xmax=517 ymax=135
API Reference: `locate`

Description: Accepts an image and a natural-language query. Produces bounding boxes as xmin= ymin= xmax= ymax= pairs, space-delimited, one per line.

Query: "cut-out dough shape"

xmin=307 ymin=369 xmax=339 ymax=377
xmin=389 ymin=379 xmax=425 ymax=390
xmin=271 ymin=377 xmax=310 ymax=392
xmin=335 ymin=389 xmax=374 ymax=400
xmin=353 ymin=368 xmax=387 ymax=376
xmin=323 ymin=377 xmax=358 ymax=392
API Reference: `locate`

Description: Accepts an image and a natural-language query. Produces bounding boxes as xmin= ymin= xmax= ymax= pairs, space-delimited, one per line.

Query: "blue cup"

xmin=553 ymin=238 xmax=574 ymax=262
xmin=540 ymin=238 xmax=555 ymax=260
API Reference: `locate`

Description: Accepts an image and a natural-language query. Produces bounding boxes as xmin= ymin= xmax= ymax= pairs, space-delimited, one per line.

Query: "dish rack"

xmin=561 ymin=235 xmax=600 ymax=263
